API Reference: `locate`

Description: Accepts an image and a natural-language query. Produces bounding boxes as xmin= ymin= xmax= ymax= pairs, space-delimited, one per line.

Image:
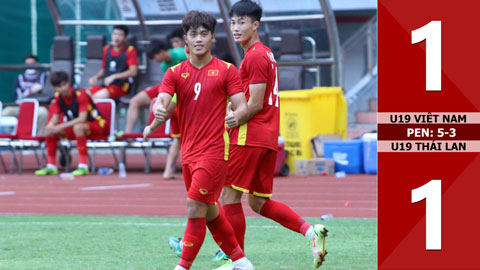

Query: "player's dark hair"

xmin=50 ymin=71 xmax=69 ymax=86
xmin=229 ymin=0 xmax=262 ymax=22
xmin=113 ymin=25 xmax=129 ymax=36
xmin=148 ymin=40 xmax=168 ymax=58
xmin=24 ymin=54 xmax=39 ymax=62
xmin=182 ymin=11 xmax=217 ymax=34
xmin=168 ymin=28 xmax=184 ymax=41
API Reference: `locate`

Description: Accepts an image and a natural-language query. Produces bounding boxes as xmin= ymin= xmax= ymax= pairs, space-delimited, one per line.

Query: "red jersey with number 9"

xmin=159 ymin=57 xmax=242 ymax=163
xmin=229 ymin=42 xmax=280 ymax=151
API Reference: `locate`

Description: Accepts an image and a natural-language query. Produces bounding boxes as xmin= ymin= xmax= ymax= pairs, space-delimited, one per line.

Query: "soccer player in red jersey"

xmin=87 ymin=25 xmax=138 ymax=100
xmin=34 ymin=71 xmax=107 ymax=176
xmin=220 ymin=1 xmax=329 ymax=269
xmin=144 ymin=11 xmax=255 ymax=270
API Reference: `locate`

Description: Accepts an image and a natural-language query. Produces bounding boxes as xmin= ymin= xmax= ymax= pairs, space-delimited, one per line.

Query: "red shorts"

xmin=170 ymin=110 xmax=180 ymax=138
xmin=61 ymin=119 xmax=107 ymax=140
xmin=89 ymin=82 xmax=130 ymax=99
xmin=225 ymin=145 xmax=277 ymax=198
xmin=182 ymin=159 xmax=228 ymax=205
xmin=144 ymin=84 xmax=160 ymax=99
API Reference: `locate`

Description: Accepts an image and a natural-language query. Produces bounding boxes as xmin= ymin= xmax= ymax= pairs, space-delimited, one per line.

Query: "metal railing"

xmin=270 ymin=36 xmax=326 ymax=86
xmin=57 ymin=14 xmax=326 ymax=26
xmin=0 ymin=64 xmax=50 ymax=71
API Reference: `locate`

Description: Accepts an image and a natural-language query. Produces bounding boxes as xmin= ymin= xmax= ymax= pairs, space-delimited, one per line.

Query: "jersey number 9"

xmin=194 ymin=82 xmax=201 ymax=100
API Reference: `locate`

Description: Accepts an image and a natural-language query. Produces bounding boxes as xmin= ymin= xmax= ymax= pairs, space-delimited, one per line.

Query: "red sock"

xmin=178 ymin=218 xmax=206 ymax=269
xmin=224 ymin=203 xmax=246 ymax=251
xmin=260 ymin=199 xmax=311 ymax=235
xmin=76 ymin=136 xmax=88 ymax=165
xmin=207 ymin=210 xmax=245 ymax=261
xmin=46 ymin=136 xmax=58 ymax=165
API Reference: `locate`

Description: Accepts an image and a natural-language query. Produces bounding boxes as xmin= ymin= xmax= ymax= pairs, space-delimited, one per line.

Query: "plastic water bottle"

xmin=118 ymin=162 xmax=127 ymax=178
xmin=335 ymin=171 xmax=346 ymax=178
xmin=320 ymin=214 xmax=334 ymax=220
xmin=59 ymin=173 xmax=74 ymax=180
xmin=98 ymin=167 xmax=114 ymax=175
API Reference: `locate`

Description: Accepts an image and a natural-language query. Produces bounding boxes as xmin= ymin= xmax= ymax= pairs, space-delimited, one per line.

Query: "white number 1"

xmin=411 ymin=21 xmax=442 ymax=91
xmin=194 ymin=82 xmax=201 ymax=100
xmin=411 ymin=180 xmax=442 ymax=250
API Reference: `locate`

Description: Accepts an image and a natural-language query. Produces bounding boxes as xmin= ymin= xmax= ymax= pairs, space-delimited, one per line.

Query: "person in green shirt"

xmin=155 ymin=46 xmax=188 ymax=75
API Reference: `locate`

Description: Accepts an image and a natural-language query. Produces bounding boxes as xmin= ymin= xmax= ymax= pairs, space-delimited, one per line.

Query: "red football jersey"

xmin=229 ymin=42 xmax=280 ymax=151
xmin=159 ymin=57 xmax=242 ymax=163
xmin=102 ymin=45 xmax=138 ymax=69
xmin=52 ymin=88 xmax=93 ymax=115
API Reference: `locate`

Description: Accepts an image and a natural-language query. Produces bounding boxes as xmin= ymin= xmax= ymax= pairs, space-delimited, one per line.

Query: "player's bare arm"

xmin=225 ymin=92 xmax=248 ymax=128
xmin=151 ymin=102 xmax=176 ymax=129
xmin=154 ymin=92 xmax=173 ymax=122
xmin=143 ymin=119 xmax=159 ymax=140
xmin=45 ymin=114 xmax=60 ymax=136
xmin=241 ymin=82 xmax=266 ymax=125
xmin=144 ymin=93 xmax=174 ymax=139
xmin=46 ymin=111 xmax=88 ymax=136
xmin=163 ymin=102 xmax=176 ymax=121
xmin=104 ymin=65 xmax=138 ymax=86
xmin=89 ymin=68 xmax=104 ymax=86
xmin=46 ymin=113 xmax=60 ymax=128
xmin=56 ymin=111 xmax=88 ymax=130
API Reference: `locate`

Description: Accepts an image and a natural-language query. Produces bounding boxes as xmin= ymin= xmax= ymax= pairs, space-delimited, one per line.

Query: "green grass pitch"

xmin=0 ymin=215 xmax=376 ymax=270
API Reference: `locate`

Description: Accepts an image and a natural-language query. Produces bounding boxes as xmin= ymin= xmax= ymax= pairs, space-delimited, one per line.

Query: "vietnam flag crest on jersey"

xmin=208 ymin=69 xmax=219 ymax=76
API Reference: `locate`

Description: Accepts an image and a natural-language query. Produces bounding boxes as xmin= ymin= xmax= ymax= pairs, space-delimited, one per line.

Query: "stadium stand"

xmin=86 ymin=98 xmax=119 ymax=174
xmin=119 ymin=34 xmax=166 ymax=106
xmin=0 ymin=101 xmax=8 ymax=173
xmin=278 ymin=29 xmax=304 ymax=90
xmin=258 ymin=31 xmax=270 ymax=47
xmin=212 ymin=32 xmax=235 ymax=63
xmin=78 ymin=35 xmax=106 ymax=90
xmin=114 ymin=35 xmax=141 ymax=105
xmin=0 ymin=99 xmax=44 ymax=173
xmin=119 ymin=98 xmax=172 ymax=174
xmin=31 ymin=36 xmax=74 ymax=105
xmin=57 ymin=98 xmax=120 ymax=174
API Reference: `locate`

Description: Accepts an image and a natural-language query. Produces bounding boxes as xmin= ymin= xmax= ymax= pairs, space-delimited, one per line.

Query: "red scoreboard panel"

xmin=378 ymin=0 xmax=480 ymax=269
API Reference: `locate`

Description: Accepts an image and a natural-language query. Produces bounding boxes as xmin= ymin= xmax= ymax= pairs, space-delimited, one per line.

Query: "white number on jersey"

xmin=194 ymin=82 xmax=201 ymax=100
xmin=268 ymin=67 xmax=279 ymax=107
